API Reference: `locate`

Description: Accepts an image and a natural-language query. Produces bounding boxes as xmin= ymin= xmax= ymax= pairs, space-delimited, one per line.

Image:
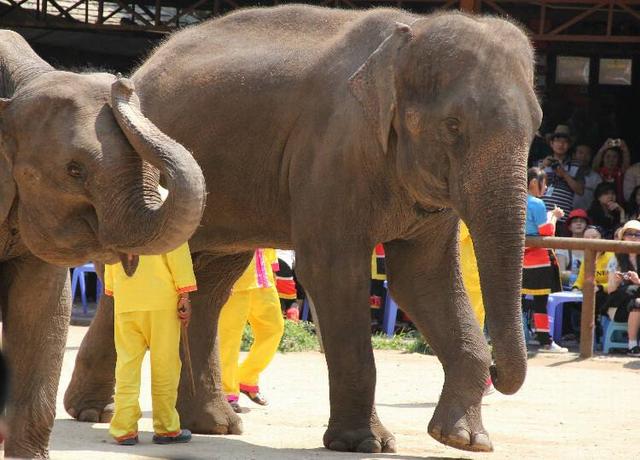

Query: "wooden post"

xmin=580 ymin=249 xmax=596 ymax=358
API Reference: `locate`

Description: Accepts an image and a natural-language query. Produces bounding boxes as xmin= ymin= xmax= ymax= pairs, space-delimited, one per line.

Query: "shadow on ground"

xmin=377 ymin=402 xmax=437 ymax=409
xmin=50 ymin=419 xmax=460 ymax=460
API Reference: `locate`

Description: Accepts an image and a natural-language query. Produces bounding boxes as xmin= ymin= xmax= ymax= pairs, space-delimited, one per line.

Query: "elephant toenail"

xmin=228 ymin=420 xmax=244 ymax=435
xmin=78 ymin=408 xmax=99 ymax=422
xmin=472 ymin=432 xmax=493 ymax=451
xmin=428 ymin=424 xmax=443 ymax=439
xmin=448 ymin=427 xmax=471 ymax=445
xmin=328 ymin=440 xmax=349 ymax=451
xmin=382 ymin=438 xmax=397 ymax=453
xmin=357 ymin=438 xmax=382 ymax=453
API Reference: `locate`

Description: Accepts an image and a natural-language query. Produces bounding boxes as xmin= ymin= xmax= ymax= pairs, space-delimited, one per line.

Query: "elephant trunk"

xmin=467 ymin=182 xmax=528 ymax=395
xmin=106 ymin=77 xmax=206 ymax=256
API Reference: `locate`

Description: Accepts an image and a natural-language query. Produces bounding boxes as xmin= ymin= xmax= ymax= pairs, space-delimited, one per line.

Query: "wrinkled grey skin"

xmin=0 ymin=31 xmax=205 ymax=458
xmin=6 ymin=4 xmax=540 ymax=456
xmin=0 ymin=217 xmax=70 ymax=459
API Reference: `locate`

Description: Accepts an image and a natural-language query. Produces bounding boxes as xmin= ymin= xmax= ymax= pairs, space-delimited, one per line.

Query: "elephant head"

xmin=0 ymin=30 xmax=206 ymax=267
xmin=349 ymin=15 xmax=542 ymax=395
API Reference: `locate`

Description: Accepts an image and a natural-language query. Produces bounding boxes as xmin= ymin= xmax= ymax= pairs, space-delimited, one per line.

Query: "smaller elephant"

xmin=1 ymin=38 xmax=74 ymax=458
xmin=0 ymin=28 xmax=206 ymax=457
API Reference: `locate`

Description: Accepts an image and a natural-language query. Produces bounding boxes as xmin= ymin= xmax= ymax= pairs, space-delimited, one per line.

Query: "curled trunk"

xmin=107 ymin=77 xmax=206 ymax=255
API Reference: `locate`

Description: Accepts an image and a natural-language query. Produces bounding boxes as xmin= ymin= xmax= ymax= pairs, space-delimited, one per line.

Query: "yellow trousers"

xmin=109 ymin=309 xmax=182 ymax=439
xmin=219 ymin=287 xmax=284 ymax=397
xmin=460 ymin=234 xmax=485 ymax=328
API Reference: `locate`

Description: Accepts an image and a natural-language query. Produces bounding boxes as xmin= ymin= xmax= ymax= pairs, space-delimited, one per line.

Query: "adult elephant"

xmin=4 ymin=4 xmax=540 ymax=456
xmin=0 ymin=33 xmax=205 ymax=457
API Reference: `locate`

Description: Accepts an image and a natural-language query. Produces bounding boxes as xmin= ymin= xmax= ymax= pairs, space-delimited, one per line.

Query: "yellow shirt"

xmin=104 ymin=242 xmax=197 ymax=314
xmin=233 ymin=249 xmax=278 ymax=292
xmin=573 ymin=251 xmax=614 ymax=292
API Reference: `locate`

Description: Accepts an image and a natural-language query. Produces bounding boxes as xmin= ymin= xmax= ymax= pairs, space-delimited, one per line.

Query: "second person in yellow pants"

xmin=459 ymin=221 xmax=485 ymax=328
xmin=219 ymin=248 xmax=285 ymax=413
xmin=459 ymin=222 xmax=494 ymax=395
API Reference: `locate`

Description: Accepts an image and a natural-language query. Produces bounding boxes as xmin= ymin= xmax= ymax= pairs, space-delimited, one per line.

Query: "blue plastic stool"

xmin=71 ymin=263 xmax=101 ymax=315
xmin=382 ymin=281 xmax=399 ymax=337
xmin=301 ymin=298 xmax=310 ymax=321
xmin=602 ymin=317 xmax=629 ymax=354
xmin=546 ymin=291 xmax=582 ymax=342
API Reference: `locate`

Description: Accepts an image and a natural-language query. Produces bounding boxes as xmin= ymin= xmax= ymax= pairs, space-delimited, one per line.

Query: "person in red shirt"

xmin=522 ymin=167 xmax=567 ymax=353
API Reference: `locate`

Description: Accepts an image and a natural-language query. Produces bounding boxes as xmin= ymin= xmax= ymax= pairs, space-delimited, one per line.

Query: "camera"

xmin=549 ymin=159 xmax=561 ymax=170
xmin=611 ymin=138 xmax=622 ymax=147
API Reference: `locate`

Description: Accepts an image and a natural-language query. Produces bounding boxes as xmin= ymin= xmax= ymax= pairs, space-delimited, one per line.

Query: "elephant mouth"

xmin=118 ymin=253 xmax=140 ymax=277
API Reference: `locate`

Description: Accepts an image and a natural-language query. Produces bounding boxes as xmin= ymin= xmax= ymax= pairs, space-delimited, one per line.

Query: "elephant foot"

xmin=323 ymin=423 xmax=396 ymax=453
xmin=427 ymin=398 xmax=493 ymax=452
xmin=64 ymin=383 xmax=114 ymax=423
xmin=66 ymin=402 xmax=114 ymax=423
xmin=5 ymin=444 xmax=49 ymax=459
xmin=178 ymin=393 xmax=243 ymax=435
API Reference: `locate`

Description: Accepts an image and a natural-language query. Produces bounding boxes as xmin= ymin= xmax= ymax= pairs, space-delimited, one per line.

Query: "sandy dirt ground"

xmin=41 ymin=325 xmax=639 ymax=459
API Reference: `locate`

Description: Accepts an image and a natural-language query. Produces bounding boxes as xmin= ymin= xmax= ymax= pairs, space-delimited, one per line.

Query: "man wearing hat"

xmin=541 ymin=125 xmax=585 ymax=234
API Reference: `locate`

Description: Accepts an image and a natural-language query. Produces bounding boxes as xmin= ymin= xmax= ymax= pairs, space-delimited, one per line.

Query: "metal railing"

xmin=525 ymin=236 xmax=640 ymax=358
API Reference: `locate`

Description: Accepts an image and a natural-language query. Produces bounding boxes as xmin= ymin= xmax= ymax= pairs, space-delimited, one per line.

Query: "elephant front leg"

xmin=175 ymin=252 xmax=252 ymax=435
xmin=295 ymin=247 xmax=395 ymax=454
xmin=64 ymin=293 xmax=116 ymax=423
xmin=385 ymin=223 xmax=493 ymax=452
xmin=1 ymin=256 xmax=71 ymax=458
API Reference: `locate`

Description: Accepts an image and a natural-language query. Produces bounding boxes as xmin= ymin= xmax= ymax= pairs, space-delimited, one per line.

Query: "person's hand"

xmin=542 ymin=156 xmax=554 ymax=168
xmin=627 ymin=271 xmax=640 ymax=285
xmin=552 ymin=206 xmax=564 ymax=219
xmin=606 ymin=201 xmax=621 ymax=212
xmin=620 ymin=138 xmax=629 ymax=149
xmin=178 ymin=295 xmax=192 ymax=327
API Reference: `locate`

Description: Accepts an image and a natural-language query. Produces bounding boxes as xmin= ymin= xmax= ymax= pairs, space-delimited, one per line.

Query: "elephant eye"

xmin=444 ymin=117 xmax=461 ymax=135
xmin=66 ymin=161 xmax=85 ymax=179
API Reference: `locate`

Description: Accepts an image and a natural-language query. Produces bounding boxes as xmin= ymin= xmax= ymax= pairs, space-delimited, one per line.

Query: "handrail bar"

xmin=523 ymin=236 xmax=640 ymax=358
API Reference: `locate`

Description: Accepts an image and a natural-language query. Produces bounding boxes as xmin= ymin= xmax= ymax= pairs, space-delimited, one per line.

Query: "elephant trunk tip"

xmin=490 ymin=363 xmax=526 ymax=395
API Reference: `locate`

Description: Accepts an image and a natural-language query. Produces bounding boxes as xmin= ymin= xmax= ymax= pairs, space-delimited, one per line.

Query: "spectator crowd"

xmin=525 ymin=124 xmax=640 ymax=356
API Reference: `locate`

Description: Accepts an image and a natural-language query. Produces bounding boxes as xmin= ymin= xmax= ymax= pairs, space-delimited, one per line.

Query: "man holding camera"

xmin=540 ymin=125 xmax=585 ymax=235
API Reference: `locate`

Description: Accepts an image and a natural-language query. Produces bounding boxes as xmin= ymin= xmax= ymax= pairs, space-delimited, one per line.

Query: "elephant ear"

xmin=348 ymin=22 xmax=413 ymax=153
xmin=0 ymin=98 xmax=17 ymax=224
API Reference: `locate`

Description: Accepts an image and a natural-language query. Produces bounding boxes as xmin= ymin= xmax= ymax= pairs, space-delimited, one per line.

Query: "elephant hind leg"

xmin=64 ymin=292 xmax=116 ymax=424
xmin=176 ymin=251 xmax=253 ymax=435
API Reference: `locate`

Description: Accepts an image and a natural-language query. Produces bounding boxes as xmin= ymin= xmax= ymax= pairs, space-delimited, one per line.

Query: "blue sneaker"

xmin=152 ymin=429 xmax=192 ymax=444
xmin=115 ymin=434 xmax=138 ymax=446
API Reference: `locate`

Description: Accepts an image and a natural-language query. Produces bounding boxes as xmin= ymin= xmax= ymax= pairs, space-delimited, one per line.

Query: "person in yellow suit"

xmin=459 ymin=222 xmax=485 ymax=328
xmin=219 ymin=248 xmax=285 ymax=413
xmin=459 ymin=221 xmax=494 ymax=394
xmin=104 ymin=241 xmax=196 ymax=446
